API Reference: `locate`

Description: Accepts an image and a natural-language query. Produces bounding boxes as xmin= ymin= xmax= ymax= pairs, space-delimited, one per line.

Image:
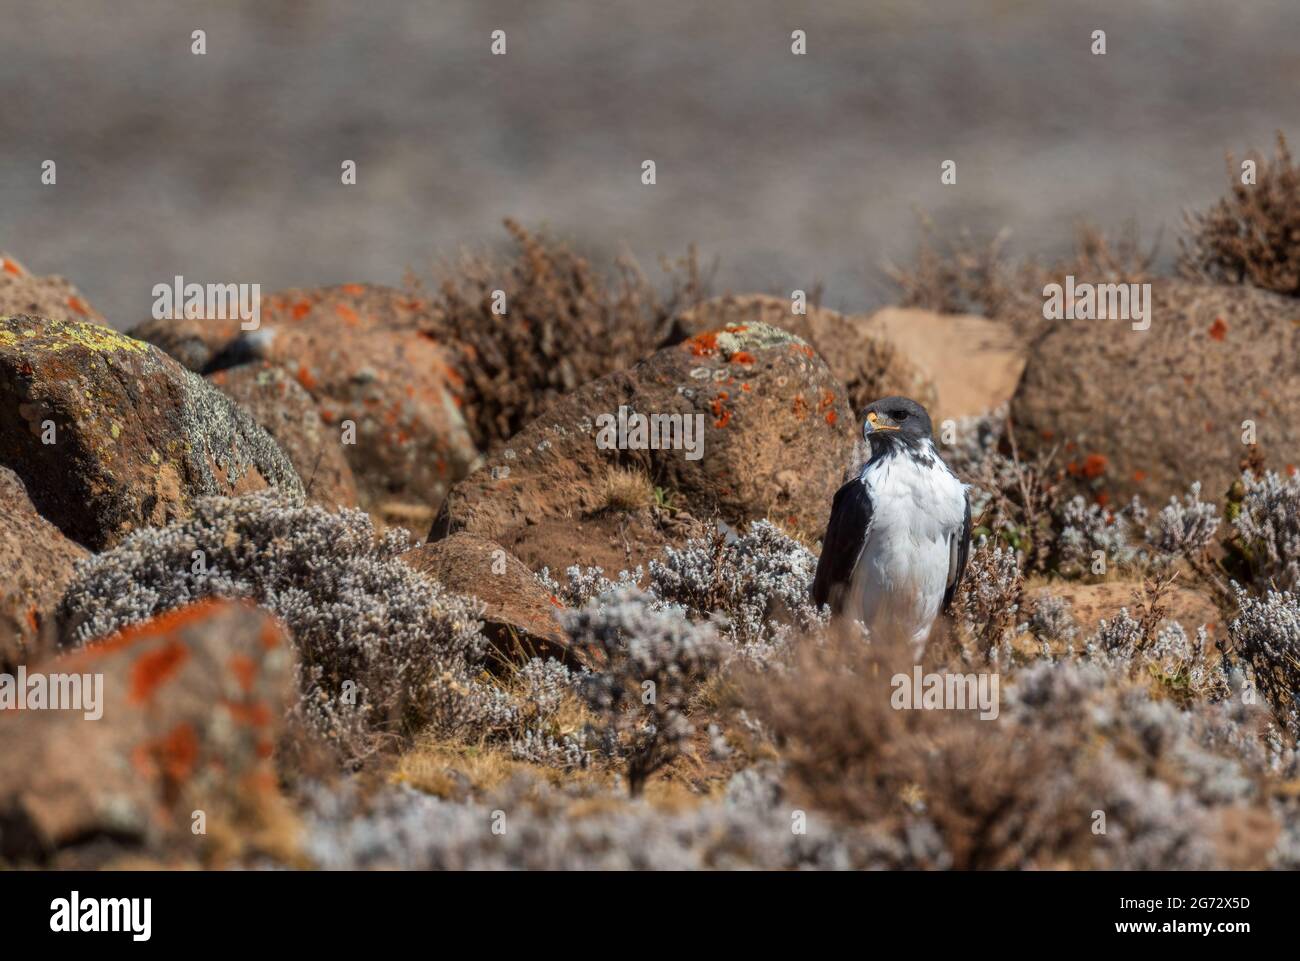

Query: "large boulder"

xmin=0 ymin=599 xmax=296 ymax=864
xmin=400 ymin=533 xmax=569 ymax=662
xmin=431 ymin=322 xmax=855 ymax=568
xmin=669 ymin=294 xmax=937 ymax=415
xmin=0 ymin=254 xmax=105 ymax=326
xmin=0 ymin=314 xmax=302 ymax=550
xmin=0 ymin=467 xmax=88 ymax=671
xmin=1011 ymin=280 xmax=1300 ymax=504
xmin=206 ymin=362 xmax=358 ymax=510
xmin=860 ymin=307 xmax=1026 ymax=422
xmin=131 ymin=284 xmax=478 ymax=518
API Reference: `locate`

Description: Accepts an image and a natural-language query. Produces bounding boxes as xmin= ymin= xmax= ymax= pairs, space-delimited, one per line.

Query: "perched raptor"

xmin=811 ymin=396 xmax=970 ymax=651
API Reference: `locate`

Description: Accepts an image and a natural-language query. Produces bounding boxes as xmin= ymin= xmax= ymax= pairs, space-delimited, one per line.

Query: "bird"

xmin=811 ymin=396 xmax=970 ymax=652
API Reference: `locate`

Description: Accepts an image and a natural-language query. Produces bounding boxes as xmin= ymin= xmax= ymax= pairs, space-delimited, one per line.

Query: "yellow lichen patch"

xmin=0 ymin=317 xmax=150 ymax=355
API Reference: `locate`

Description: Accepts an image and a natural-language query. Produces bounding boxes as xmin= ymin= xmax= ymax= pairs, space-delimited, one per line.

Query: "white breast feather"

xmin=848 ymin=443 xmax=966 ymax=648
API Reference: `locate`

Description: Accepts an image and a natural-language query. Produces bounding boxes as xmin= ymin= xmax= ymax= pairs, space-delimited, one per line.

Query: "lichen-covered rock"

xmin=132 ymin=284 xmax=479 ymax=517
xmin=431 ymin=322 xmax=854 ymax=557
xmin=0 ymin=599 xmax=295 ymax=863
xmin=206 ymin=362 xmax=358 ymax=510
xmin=401 ymin=533 xmax=570 ymax=663
xmin=0 ymin=467 xmax=88 ymax=671
xmin=126 ymin=315 xmax=243 ymax=372
xmin=669 ymin=294 xmax=937 ymax=415
xmin=0 ymin=314 xmax=302 ymax=550
xmin=1010 ymin=280 xmax=1300 ymax=504
xmin=0 ymin=254 xmax=105 ymax=326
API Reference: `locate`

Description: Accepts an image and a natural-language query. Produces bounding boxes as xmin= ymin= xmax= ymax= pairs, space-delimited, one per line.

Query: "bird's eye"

xmin=891 ymin=410 xmax=908 ymax=420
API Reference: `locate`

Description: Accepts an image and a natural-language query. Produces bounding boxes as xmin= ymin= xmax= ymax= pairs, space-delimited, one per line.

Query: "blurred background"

xmin=1 ymin=0 xmax=1298 ymax=328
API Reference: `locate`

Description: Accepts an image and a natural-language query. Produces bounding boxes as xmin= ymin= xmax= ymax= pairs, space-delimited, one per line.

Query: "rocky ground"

xmin=3 ymin=140 xmax=1300 ymax=870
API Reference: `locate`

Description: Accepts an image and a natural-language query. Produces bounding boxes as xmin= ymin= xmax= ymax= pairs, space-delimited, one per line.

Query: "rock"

xmin=431 ymin=321 xmax=854 ymax=567
xmin=401 ymin=533 xmax=569 ymax=662
xmin=669 ymin=294 xmax=937 ymax=415
xmin=0 ymin=254 xmax=105 ymax=326
xmin=1010 ymin=280 xmax=1300 ymax=504
xmin=126 ymin=315 xmax=243 ymax=372
xmin=0 ymin=467 xmax=88 ymax=671
xmin=0 ymin=315 xmax=302 ymax=550
xmin=860 ymin=307 xmax=1026 ymax=422
xmin=0 ymin=599 xmax=295 ymax=863
xmin=206 ymin=362 xmax=358 ymax=509
xmin=131 ymin=284 xmax=479 ymax=516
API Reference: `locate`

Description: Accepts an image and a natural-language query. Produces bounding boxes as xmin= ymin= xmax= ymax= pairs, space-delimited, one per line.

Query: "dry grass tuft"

xmin=599 ymin=465 xmax=656 ymax=513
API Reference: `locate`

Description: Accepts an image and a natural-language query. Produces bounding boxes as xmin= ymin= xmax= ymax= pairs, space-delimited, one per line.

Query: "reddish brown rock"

xmin=0 ymin=254 xmax=105 ymax=326
xmin=207 ymin=362 xmax=358 ymax=509
xmin=0 ymin=599 xmax=295 ymax=862
xmin=670 ymin=294 xmax=937 ymax=415
xmin=431 ymin=322 xmax=854 ymax=566
xmin=1010 ymin=280 xmax=1300 ymax=504
xmin=0 ymin=315 xmax=302 ymax=550
xmin=401 ymin=533 xmax=569 ymax=662
xmin=126 ymin=315 xmax=243 ymax=372
xmin=0 ymin=467 xmax=88 ymax=671
xmin=131 ymin=284 xmax=479 ymax=515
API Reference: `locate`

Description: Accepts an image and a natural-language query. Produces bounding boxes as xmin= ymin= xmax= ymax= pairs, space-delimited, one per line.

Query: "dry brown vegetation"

xmin=416 ymin=219 xmax=711 ymax=449
xmin=1180 ymin=132 xmax=1300 ymax=296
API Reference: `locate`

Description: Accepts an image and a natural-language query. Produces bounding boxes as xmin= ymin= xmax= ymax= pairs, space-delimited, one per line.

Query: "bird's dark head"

xmin=862 ymin=396 xmax=933 ymax=448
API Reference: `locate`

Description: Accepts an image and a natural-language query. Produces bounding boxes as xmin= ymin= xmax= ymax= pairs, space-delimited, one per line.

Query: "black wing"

xmin=942 ymin=492 xmax=972 ymax=611
xmin=811 ymin=478 xmax=873 ymax=614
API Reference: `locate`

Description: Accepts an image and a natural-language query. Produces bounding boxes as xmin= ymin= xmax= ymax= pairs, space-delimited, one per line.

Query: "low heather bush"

xmin=1227 ymin=584 xmax=1300 ymax=737
xmin=56 ymin=491 xmax=510 ymax=763
xmin=1229 ymin=470 xmax=1300 ymax=592
xmin=1055 ymin=494 xmax=1146 ymax=576
xmin=647 ymin=520 xmax=825 ymax=664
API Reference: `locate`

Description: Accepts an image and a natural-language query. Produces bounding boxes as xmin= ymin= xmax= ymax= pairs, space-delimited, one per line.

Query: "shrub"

xmin=1226 ymin=584 xmax=1300 ymax=737
xmin=955 ymin=539 xmax=1024 ymax=660
xmin=1144 ymin=481 xmax=1220 ymax=560
xmin=422 ymin=219 xmax=708 ymax=448
xmin=1228 ymin=470 xmax=1300 ymax=591
xmin=1055 ymin=494 xmax=1146 ymax=576
xmin=56 ymin=491 xmax=510 ymax=763
xmin=1180 ymin=132 xmax=1300 ymax=296
xmin=647 ymin=520 xmax=825 ymax=665
xmin=560 ymin=586 xmax=723 ymax=795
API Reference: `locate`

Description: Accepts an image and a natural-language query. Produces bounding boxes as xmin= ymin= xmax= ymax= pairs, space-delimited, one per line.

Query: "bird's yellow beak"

xmin=867 ymin=411 xmax=900 ymax=432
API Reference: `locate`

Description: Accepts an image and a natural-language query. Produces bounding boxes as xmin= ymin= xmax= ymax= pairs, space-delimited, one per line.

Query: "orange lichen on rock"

xmin=229 ymin=653 xmax=257 ymax=693
xmin=732 ymin=351 xmax=755 ymax=365
xmin=133 ymin=721 xmax=200 ymax=785
xmin=2 ymin=258 xmax=23 ymax=275
xmin=685 ymin=331 xmax=720 ymax=357
xmin=1209 ymin=317 xmax=1228 ymax=341
xmin=129 ymin=639 xmax=190 ymax=704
